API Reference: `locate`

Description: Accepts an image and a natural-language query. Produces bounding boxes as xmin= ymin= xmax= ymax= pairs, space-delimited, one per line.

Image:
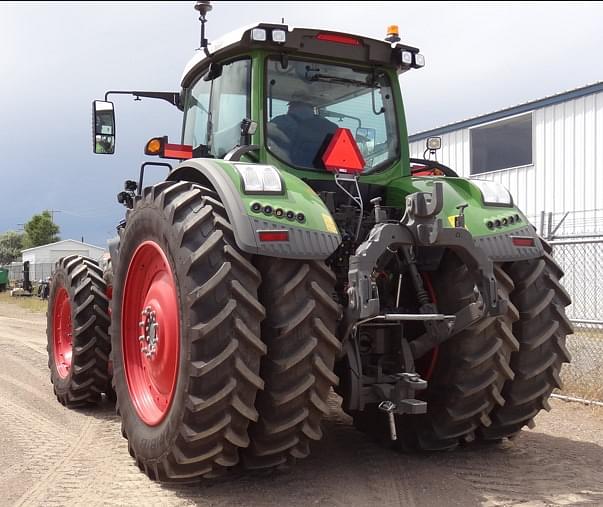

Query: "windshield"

xmin=265 ymin=57 xmax=399 ymax=173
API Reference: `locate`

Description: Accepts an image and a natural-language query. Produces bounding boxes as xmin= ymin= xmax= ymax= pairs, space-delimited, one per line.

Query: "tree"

xmin=22 ymin=211 xmax=60 ymax=248
xmin=0 ymin=231 xmax=24 ymax=264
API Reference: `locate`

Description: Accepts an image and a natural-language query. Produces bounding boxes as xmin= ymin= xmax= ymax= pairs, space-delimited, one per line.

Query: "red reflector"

xmin=258 ymin=230 xmax=289 ymax=242
xmin=163 ymin=143 xmax=193 ymax=160
xmin=316 ymin=33 xmax=360 ymax=46
xmin=512 ymin=236 xmax=535 ymax=247
xmin=322 ymin=128 xmax=365 ymax=174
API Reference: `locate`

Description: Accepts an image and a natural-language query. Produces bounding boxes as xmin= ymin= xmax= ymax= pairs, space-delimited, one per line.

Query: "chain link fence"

xmin=549 ymin=236 xmax=603 ymax=403
xmin=1 ymin=262 xmax=55 ymax=286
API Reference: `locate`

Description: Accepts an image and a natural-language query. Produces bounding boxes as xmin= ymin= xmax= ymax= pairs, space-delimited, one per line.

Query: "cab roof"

xmin=181 ymin=23 xmax=422 ymax=87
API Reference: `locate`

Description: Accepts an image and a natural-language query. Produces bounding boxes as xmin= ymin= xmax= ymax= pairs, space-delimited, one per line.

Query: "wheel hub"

xmin=139 ymin=306 xmax=160 ymax=358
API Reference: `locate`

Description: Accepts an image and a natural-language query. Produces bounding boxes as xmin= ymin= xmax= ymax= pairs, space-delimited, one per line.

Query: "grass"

xmin=0 ymin=291 xmax=48 ymax=314
xmin=559 ymin=366 xmax=603 ymax=402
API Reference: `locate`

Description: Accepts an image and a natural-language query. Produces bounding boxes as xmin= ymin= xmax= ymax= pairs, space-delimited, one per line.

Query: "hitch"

xmin=375 ymin=372 xmax=428 ymax=440
xmin=378 ymin=401 xmax=398 ymax=440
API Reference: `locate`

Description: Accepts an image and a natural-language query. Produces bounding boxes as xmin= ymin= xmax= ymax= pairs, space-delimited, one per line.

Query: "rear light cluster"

xmin=486 ymin=214 xmax=522 ymax=230
xmin=251 ymin=202 xmax=305 ymax=223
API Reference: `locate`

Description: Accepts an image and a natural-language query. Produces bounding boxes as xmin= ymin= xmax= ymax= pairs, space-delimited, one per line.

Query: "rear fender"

xmin=168 ymin=159 xmax=341 ymax=259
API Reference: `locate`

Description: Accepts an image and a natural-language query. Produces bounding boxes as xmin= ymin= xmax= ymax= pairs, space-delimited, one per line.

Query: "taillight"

xmin=512 ymin=237 xmax=535 ymax=247
xmin=258 ymin=230 xmax=289 ymax=242
xmin=316 ymin=33 xmax=360 ymax=46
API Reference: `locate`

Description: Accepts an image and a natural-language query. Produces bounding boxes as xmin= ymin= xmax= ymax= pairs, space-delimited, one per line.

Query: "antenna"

xmin=194 ymin=1 xmax=212 ymax=57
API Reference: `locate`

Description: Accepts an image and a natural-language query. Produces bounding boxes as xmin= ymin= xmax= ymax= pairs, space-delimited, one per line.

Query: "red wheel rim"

xmin=122 ymin=241 xmax=180 ymax=426
xmin=52 ymin=286 xmax=73 ymax=379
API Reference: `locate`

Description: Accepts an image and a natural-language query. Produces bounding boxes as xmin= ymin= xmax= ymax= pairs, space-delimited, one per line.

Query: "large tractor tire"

xmin=110 ymin=181 xmax=266 ymax=481
xmin=480 ymin=242 xmax=572 ymax=440
xmin=353 ymin=252 xmax=517 ymax=450
xmin=243 ymin=259 xmax=340 ymax=469
xmin=47 ymin=255 xmax=111 ymax=406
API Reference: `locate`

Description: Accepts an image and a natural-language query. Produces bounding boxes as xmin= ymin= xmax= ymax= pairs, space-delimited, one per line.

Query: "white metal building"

xmin=409 ymin=82 xmax=603 ymax=234
xmin=22 ymin=239 xmax=106 ymax=265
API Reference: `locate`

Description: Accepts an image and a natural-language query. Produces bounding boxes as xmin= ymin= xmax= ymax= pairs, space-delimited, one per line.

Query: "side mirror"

xmin=92 ymin=100 xmax=115 ymax=154
xmin=356 ymin=127 xmax=376 ymax=155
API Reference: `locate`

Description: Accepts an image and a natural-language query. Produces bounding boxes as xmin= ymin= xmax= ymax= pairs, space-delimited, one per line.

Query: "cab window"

xmin=265 ymin=57 xmax=399 ymax=172
xmin=183 ymin=58 xmax=251 ymax=158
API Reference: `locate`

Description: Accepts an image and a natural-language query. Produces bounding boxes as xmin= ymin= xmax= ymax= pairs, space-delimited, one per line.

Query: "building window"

xmin=470 ymin=112 xmax=533 ymax=174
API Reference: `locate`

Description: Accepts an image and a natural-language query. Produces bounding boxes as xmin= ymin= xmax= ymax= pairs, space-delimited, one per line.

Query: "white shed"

xmin=22 ymin=239 xmax=106 ymax=265
xmin=409 ymin=82 xmax=603 ymax=235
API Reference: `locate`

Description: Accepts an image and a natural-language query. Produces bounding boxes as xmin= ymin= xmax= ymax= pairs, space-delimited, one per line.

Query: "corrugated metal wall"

xmin=409 ymin=91 xmax=603 ymax=225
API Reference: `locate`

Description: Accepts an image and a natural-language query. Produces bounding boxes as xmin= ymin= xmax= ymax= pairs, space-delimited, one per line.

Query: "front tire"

xmin=111 ymin=181 xmax=266 ymax=481
xmin=47 ymin=255 xmax=111 ymax=406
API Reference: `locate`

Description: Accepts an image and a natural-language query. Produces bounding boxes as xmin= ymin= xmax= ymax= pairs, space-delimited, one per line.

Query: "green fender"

xmin=387 ymin=176 xmax=544 ymax=262
xmin=168 ymin=158 xmax=341 ymax=259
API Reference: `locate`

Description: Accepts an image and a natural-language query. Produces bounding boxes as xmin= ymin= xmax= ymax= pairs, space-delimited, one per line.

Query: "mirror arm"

xmin=104 ymin=90 xmax=182 ymax=110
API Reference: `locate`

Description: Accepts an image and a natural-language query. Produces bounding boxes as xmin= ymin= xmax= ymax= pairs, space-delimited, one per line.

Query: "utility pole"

xmin=47 ymin=209 xmax=61 ymax=223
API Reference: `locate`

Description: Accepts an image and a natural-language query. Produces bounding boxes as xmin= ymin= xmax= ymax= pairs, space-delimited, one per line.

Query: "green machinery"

xmin=46 ymin=2 xmax=571 ymax=482
xmin=0 ymin=267 xmax=8 ymax=291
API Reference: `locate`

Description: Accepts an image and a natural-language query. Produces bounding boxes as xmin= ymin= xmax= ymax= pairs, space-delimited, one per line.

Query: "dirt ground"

xmin=1 ymin=300 xmax=602 ymax=507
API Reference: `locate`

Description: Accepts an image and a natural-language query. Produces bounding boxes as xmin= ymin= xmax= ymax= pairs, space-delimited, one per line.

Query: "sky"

xmin=1 ymin=1 xmax=602 ymax=247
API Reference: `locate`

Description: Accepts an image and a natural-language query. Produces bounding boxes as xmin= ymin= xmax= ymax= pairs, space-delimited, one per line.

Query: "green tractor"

xmin=47 ymin=2 xmax=572 ymax=481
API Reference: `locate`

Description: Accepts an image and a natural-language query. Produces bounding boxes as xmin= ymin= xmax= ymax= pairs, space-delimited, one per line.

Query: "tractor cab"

xmin=178 ymin=22 xmax=423 ymax=181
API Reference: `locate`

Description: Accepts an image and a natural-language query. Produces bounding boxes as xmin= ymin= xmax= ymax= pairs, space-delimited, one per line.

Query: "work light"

xmin=426 ymin=137 xmax=441 ymax=151
xmin=251 ymin=28 xmax=267 ymax=41
xmin=272 ymin=29 xmax=287 ymax=43
xmin=235 ymin=164 xmax=284 ymax=194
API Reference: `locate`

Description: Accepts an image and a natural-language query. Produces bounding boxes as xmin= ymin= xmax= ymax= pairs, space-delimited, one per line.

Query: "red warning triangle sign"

xmin=321 ymin=128 xmax=365 ymax=174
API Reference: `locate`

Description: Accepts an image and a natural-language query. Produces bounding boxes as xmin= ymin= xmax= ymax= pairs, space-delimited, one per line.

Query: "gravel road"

xmin=1 ymin=300 xmax=602 ymax=507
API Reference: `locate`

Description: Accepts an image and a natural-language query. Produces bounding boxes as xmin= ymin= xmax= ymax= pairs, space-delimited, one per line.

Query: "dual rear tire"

xmin=352 ymin=247 xmax=571 ymax=449
xmin=80 ymin=181 xmax=339 ymax=481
